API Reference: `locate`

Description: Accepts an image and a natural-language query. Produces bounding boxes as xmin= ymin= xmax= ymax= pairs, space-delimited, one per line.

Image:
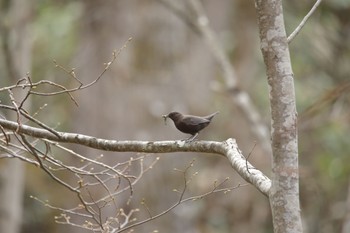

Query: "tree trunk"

xmin=254 ymin=0 xmax=303 ymax=232
xmin=0 ymin=161 xmax=25 ymax=233
xmin=0 ymin=0 xmax=32 ymax=232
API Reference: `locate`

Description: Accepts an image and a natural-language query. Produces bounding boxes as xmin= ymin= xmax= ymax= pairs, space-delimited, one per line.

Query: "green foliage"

xmin=32 ymin=1 xmax=82 ymax=81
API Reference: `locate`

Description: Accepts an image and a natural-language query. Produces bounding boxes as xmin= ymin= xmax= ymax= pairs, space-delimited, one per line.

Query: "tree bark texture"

xmin=0 ymin=118 xmax=272 ymax=196
xmin=254 ymin=0 xmax=303 ymax=232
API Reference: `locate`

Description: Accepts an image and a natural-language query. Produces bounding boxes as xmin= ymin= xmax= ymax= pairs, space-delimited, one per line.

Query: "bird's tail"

xmin=204 ymin=111 xmax=219 ymax=121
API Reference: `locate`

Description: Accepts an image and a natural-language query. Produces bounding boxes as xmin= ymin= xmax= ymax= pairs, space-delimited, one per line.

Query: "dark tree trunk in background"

xmin=0 ymin=0 xmax=32 ymax=232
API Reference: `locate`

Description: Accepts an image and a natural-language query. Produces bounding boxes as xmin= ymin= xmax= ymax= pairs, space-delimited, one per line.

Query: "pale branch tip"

xmin=0 ymin=118 xmax=271 ymax=196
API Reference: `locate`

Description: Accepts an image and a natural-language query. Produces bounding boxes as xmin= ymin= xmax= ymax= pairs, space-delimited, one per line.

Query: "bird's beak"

xmin=162 ymin=114 xmax=168 ymax=125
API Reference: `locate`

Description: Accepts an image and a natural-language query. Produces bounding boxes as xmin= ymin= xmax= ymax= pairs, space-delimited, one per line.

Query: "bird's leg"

xmin=185 ymin=133 xmax=198 ymax=142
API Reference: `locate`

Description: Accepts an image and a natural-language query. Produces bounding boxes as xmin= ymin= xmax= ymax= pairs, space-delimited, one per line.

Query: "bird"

xmin=162 ymin=111 xmax=219 ymax=141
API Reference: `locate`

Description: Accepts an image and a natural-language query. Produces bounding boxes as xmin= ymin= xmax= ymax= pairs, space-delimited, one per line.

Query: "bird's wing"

xmin=182 ymin=116 xmax=209 ymax=126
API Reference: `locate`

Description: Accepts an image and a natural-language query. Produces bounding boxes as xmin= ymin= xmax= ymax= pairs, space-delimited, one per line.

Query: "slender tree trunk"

xmin=0 ymin=162 xmax=25 ymax=233
xmin=0 ymin=0 xmax=32 ymax=232
xmin=342 ymin=181 xmax=350 ymax=233
xmin=254 ymin=0 xmax=303 ymax=232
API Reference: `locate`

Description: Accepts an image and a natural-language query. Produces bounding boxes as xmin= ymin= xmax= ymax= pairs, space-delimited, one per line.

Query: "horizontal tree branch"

xmin=0 ymin=118 xmax=271 ymax=195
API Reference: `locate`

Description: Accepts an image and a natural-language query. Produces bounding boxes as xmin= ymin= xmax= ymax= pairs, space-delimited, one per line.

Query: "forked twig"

xmin=0 ymin=38 xmax=132 ymax=107
xmin=116 ymin=160 xmax=245 ymax=233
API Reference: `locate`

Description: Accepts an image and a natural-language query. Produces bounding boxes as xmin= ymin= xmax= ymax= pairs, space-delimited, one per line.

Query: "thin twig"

xmin=117 ymin=182 xmax=244 ymax=233
xmin=0 ymin=38 xmax=132 ymax=105
xmin=0 ymin=125 xmax=10 ymax=144
xmin=287 ymin=0 xmax=323 ymax=43
xmin=0 ymin=104 xmax=61 ymax=138
xmin=245 ymin=141 xmax=257 ymax=174
xmin=7 ymin=89 xmax=21 ymax=132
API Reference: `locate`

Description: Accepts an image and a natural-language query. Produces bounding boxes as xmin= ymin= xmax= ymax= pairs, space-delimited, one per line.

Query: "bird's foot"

xmin=183 ymin=133 xmax=198 ymax=142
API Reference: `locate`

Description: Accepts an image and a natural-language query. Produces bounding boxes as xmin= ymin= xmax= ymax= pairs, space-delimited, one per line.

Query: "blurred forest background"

xmin=1 ymin=0 xmax=350 ymax=233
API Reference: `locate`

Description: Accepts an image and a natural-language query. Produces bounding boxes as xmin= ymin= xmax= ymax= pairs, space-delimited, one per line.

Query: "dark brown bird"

xmin=162 ymin=111 xmax=219 ymax=141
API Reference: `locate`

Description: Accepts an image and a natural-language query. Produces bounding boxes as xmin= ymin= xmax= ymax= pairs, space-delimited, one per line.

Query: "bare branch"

xmin=0 ymin=104 xmax=61 ymax=138
xmin=7 ymin=89 xmax=21 ymax=131
xmin=287 ymin=0 xmax=323 ymax=43
xmin=0 ymin=38 xmax=132 ymax=106
xmin=115 ymin=161 xmax=245 ymax=233
xmin=49 ymin=37 xmax=133 ymax=96
xmin=0 ymin=28 xmax=272 ymax=231
xmin=245 ymin=141 xmax=257 ymax=174
xmin=0 ymin=118 xmax=271 ymax=196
